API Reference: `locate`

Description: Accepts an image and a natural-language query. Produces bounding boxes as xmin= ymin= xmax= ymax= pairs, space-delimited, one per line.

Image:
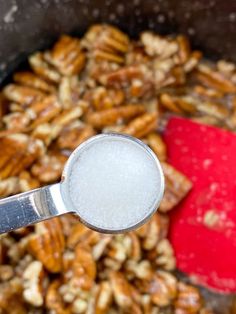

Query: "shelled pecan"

xmin=29 ymin=52 xmax=61 ymax=83
xmin=46 ymin=279 xmax=71 ymax=314
xmin=45 ymin=35 xmax=86 ymax=76
xmin=82 ymin=24 xmax=130 ymax=64
xmin=86 ymin=104 xmax=145 ymax=129
xmin=57 ymin=123 xmax=95 ymax=151
xmin=160 ymin=162 xmax=192 ymax=213
xmin=110 ymin=271 xmax=141 ymax=312
xmin=0 ymin=135 xmax=45 ymax=180
xmin=122 ymin=112 xmax=158 ymax=138
xmin=31 ymin=151 xmax=67 ymax=183
xmin=28 ymin=218 xmax=65 ymax=273
xmin=145 ymin=271 xmax=177 ymax=307
xmin=196 ymin=63 xmax=236 ymax=94
xmin=140 ymin=32 xmax=179 ymax=59
xmin=84 ymin=86 xmax=125 ymax=111
xmin=3 ymin=84 xmax=45 ymax=106
xmin=145 ymin=132 xmax=167 ymax=161
xmin=13 ymin=72 xmax=56 ymax=93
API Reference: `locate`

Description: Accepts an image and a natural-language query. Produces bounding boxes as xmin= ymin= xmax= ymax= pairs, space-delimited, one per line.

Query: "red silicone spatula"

xmin=164 ymin=117 xmax=236 ymax=293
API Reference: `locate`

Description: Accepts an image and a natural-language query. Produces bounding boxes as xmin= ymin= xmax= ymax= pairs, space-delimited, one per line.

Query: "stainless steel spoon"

xmin=0 ymin=133 xmax=164 ymax=234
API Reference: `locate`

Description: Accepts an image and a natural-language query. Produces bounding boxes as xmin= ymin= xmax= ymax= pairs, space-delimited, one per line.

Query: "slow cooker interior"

xmin=0 ymin=0 xmax=236 ymax=313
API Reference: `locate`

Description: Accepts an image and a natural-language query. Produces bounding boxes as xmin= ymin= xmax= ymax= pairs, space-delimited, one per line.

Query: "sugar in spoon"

xmin=0 ymin=133 xmax=164 ymax=234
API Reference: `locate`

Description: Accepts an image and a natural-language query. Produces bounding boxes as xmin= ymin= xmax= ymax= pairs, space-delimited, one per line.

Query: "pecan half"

xmin=86 ymin=104 xmax=145 ymax=128
xmin=29 ymin=52 xmax=61 ymax=83
xmin=160 ymin=93 xmax=196 ymax=114
xmin=136 ymin=213 xmax=169 ymax=247
xmin=46 ymin=280 xmax=71 ymax=314
xmin=58 ymin=76 xmax=85 ymax=109
xmin=66 ymin=222 xmax=95 ymax=249
xmin=82 ymin=24 xmax=129 ymax=63
xmin=147 ymin=238 xmax=176 ymax=271
xmin=217 ymin=60 xmax=235 ymax=75
xmin=147 ymin=271 xmax=177 ymax=307
xmin=13 ymin=72 xmax=55 ymax=93
xmin=31 ymin=151 xmax=67 ymax=183
xmin=0 ymin=135 xmax=45 ymax=180
xmin=28 ymin=218 xmax=65 ymax=273
xmin=139 ymin=214 xmax=162 ymax=250
xmin=92 ymin=235 xmax=112 ymax=261
xmin=141 ymin=32 xmax=179 ymax=59
xmin=45 ymin=35 xmax=86 ymax=76
xmin=110 ymin=271 xmax=141 ymax=312
xmin=122 ymin=112 xmax=158 ymax=138
xmin=93 ymin=281 xmax=113 ymax=314
xmin=125 ymin=260 xmax=153 ymax=280
xmin=57 ymin=123 xmax=95 ymax=151
xmin=196 ymin=63 xmax=236 ymax=94
xmin=84 ymin=86 xmax=125 ymax=111
xmin=176 ymin=35 xmax=190 ymax=65
xmin=3 ymin=84 xmax=45 ymax=106
xmin=3 ymin=111 xmax=32 ymax=131
xmin=29 ymin=95 xmax=62 ymax=128
xmin=160 ymin=162 xmax=192 ymax=212
xmin=63 ymin=245 xmax=96 ymax=291
xmin=184 ymin=51 xmax=202 ymax=73
xmin=146 ymin=132 xmax=167 ymax=161
xmin=193 ymin=85 xmax=224 ymax=99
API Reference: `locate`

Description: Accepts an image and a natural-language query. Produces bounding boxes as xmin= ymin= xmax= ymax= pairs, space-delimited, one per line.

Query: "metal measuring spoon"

xmin=0 ymin=134 xmax=164 ymax=234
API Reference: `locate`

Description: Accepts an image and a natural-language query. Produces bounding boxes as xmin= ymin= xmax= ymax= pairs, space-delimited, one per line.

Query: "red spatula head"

xmin=165 ymin=117 xmax=236 ymax=293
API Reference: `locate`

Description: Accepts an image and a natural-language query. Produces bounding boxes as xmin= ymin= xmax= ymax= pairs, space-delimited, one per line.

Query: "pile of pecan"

xmin=0 ymin=24 xmax=235 ymax=313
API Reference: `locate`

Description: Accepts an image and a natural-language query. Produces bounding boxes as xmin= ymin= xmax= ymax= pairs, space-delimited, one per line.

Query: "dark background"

xmin=0 ymin=0 xmax=235 ymax=84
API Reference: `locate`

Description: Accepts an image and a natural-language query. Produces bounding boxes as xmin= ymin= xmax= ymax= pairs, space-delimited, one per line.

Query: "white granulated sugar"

xmin=68 ymin=136 xmax=162 ymax=231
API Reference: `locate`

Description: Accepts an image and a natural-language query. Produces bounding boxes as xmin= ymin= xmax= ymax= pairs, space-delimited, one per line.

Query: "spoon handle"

xmin=0 ymin=183 xmax=71 ymax=234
